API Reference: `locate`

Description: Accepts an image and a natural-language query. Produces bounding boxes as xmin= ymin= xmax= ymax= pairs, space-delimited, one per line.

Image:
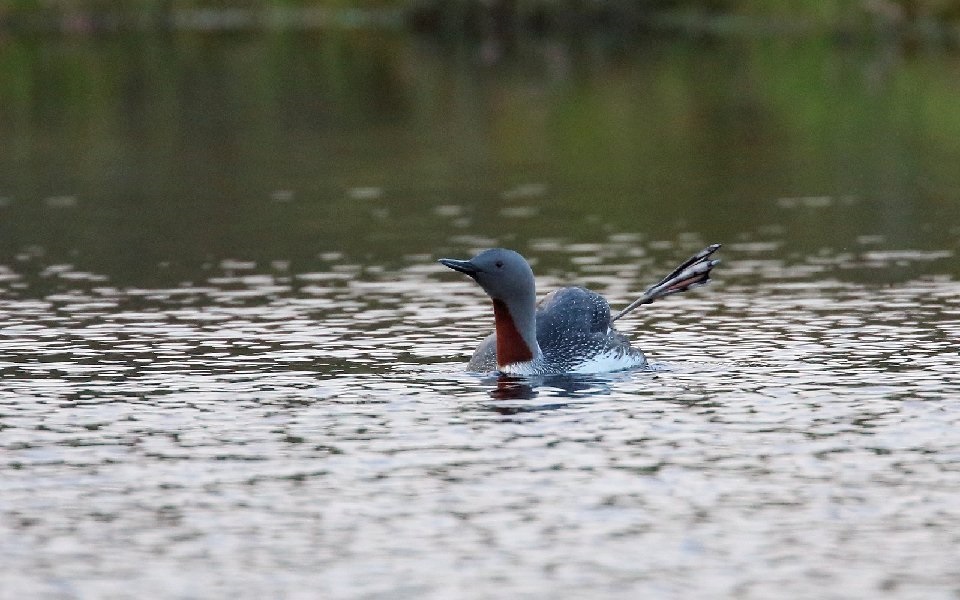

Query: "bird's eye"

xmin=495 ymin=261 xmax=504 ymax=268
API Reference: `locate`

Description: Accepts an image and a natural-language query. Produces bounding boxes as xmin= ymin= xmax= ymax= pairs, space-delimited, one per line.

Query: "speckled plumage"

xmin=466 ymin=287 xmax=645 ymax=374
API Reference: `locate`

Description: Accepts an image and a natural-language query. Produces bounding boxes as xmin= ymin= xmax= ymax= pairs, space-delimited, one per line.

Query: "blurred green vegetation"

xmin=1 ymin=31 xmax=959 ymax=286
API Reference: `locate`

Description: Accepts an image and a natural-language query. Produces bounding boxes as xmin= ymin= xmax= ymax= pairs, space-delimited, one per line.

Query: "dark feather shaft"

xmin=611 ymin=244 xmax=721 ymax=322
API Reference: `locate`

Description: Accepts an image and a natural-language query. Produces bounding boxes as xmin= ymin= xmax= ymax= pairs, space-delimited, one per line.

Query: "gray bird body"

xmin=439 ymin=245 xmax=720 ymax=375
xmin=465 ymin=286 xmax=644 ymax=373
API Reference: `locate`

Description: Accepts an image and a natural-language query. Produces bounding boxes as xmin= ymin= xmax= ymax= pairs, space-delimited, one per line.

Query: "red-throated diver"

xmin=439 ymin=244 xmax=720 ymax=375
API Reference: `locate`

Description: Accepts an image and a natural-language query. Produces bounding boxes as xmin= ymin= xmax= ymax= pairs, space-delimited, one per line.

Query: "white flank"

xmin=568 ymin=350 xmax=647 ymax=374
xmin=497 ymin=361 xmax=542 ymax=376
xmin=497 ymin=349 xmax=646 ymax=376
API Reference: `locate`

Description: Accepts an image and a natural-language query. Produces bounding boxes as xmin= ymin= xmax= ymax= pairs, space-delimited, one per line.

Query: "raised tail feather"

xmin=611 ymin=243 xmax=721 ymax=322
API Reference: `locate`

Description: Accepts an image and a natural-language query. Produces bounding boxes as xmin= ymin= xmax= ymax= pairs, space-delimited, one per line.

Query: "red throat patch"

xmin=492 ymin=299 xmax=534 ymax=366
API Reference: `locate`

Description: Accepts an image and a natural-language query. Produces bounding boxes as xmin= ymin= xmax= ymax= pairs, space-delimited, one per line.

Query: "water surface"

xmin=1 ymin=33 xmax=959 ymax=599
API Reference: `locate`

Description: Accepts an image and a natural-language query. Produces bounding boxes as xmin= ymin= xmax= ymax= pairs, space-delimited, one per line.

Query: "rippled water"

xmin=2 ymin=235 xmax=958 ymax=599
xmin=3 ymin=30 xmax=960 ymax=600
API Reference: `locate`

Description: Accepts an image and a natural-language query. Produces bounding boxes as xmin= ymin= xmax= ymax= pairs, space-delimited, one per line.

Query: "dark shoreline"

xmin=0 ymin=4 xmax=957 ymax=48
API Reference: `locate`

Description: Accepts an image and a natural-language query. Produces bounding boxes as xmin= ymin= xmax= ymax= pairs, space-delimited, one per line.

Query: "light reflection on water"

xmin=3 ymin=30 xmax=960 ymax=599
xmin=1 ymin=238 xmax=958 ymax=599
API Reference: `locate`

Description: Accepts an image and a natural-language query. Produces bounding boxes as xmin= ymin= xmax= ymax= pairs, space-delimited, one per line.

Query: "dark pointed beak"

xmin=439 ymin=258 xmax=481 ymax=277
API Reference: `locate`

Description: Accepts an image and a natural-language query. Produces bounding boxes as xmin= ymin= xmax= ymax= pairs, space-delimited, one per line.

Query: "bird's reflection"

xmin=476 ymin=372 xmax=629 ymax=414
xmin=488 ymin=376 xmax=539 ymax=401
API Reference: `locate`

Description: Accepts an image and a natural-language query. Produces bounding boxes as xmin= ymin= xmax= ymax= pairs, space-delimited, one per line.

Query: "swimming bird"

xmin=439 ymin=244 xmax=720 ymax=375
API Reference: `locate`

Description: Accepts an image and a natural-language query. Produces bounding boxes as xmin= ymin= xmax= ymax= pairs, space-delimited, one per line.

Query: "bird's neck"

xmin=492 ymin=298 xmax=541 ymax=369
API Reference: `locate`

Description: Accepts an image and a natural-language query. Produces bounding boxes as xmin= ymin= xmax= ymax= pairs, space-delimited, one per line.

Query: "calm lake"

xmin=1 ymin=31 xmax=959 ymax=599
